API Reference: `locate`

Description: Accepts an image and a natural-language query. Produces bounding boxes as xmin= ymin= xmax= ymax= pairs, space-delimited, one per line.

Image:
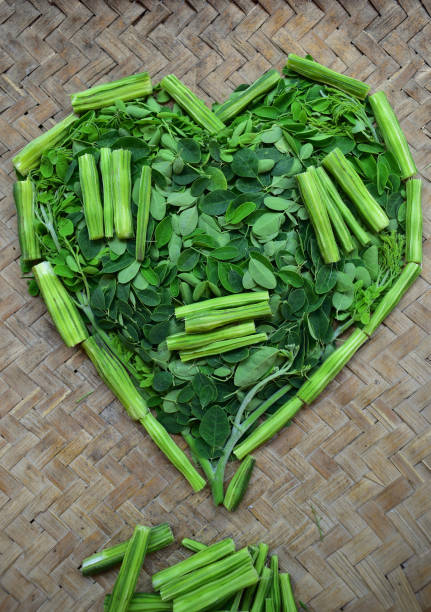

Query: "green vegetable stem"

xmin=12 ymin=113 xmax=78 ymax=175
xmin=234 ymin=397 xmax=303 ymax=460
xmin=173 ymin=563 xmax=258 ymax=612
xmin=112 ymin=148 xmax=134 ymax=239
xmin=107 ymin=525 xmax=151 ymax=612
xmin=363 ymin=262 xmax=421 ymax=336
xmin=312 ymin=166 xmax=354 ymax=253
xmin=280 ymin=573 xmax=298 ymax=612
xmin=405 ymin=178 xmax=422 ymax=264
xmin=251 ymin=566 xmax=272 ymax=612
xmin=215 ymin=69 xmax=281 ymax=122
xmin=270 ymin=556 xmax=281 ymax=612
xmin=369 ymin=91 xmax=417 ymax=180
xmin=136 ymin=165 xmax=152 ymax=261
xmin=33 ymin=261 xmax=88 ymax=347
xmin=223 ymin=455 xmax=255 ymax=512
xmin=322 ymin=148 xmax=389 ymax=233
xmin=184 ymin=302 xmax=272 ymax=333
xmin=265 ymin=597 xmax=275 ymax=612
xmin=167 ymin=322 xmax=256 ymax=352
xmin=104 ymin=593 xmax=171 ymax=611
xmin=152 ymin=538 xmax=236 ymax=590
xmin=81 ymin=523 xmax=174 ymax=575
xmin=13 ymin=179 xmax=41 ymax=261
xmin=297 ymin=328 xmax=367 ymax=403
xmin=175 ymin=292 xmax=270 ymax=318
xmin=297 ymin=168 xmax=340 ymax=264
xmin=83 ymin=335 xmax=149 ymax=421
xmin=241 ymin=543 xmax=269 ymax=610
xmin=181 ymin=538 xmax=207 ymax=553
xmin=83 ymin=336 xmax=206 ymax=492
xmin=180 ymin=333 xmax=268 ymax=362
xmin=139 ymin=411 xmax=206 ymax=492
xmin=161 ymin=74 xmax=226 ymax=134
xmin=78 ymin=153 xmax=104 ymax=240
xmin=315 ymin=166 xmax=370 ymax=247
xmin=71 ymin=71 xmax=152 ymax=112
xmin=286 ymin=53 xmax=370 ymax=99
xmin=100 ymin=148 xmax=114 ymax=239
xmin=159 ymin=548 xmax=252 ymax=601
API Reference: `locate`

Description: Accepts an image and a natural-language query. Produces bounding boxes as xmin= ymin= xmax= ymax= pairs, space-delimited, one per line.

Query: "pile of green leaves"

xmin=24 ymin=70 xmax=406 ymax=466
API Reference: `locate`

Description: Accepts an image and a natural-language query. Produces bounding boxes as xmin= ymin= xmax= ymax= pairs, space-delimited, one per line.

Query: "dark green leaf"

xmin=199 ymin=406 xmax=230 ymax=450
xmin=231 ymin=149 xmax=259 ymax=178
xmin=178 ymin=138 xmax=201 ymax=163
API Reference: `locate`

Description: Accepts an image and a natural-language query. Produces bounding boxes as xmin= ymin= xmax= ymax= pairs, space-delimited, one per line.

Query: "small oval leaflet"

xmin=199 ymin=406 xmax=230 ymax=451
xmin=249 ymin=257 xmax=277 ymax=290
xmin=178 ymin=138 xmax=201 ymax=164
xmin=234 ymin=347 xmax=279 ymax=387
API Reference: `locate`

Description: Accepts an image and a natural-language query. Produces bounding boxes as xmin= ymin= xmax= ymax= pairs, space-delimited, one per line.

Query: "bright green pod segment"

xmin=71 ymin=71 xmax=152 ymax=112
xmin=82 ymin=335 xmax=149 ymax=421
xmin=311 ymin=167 xmax=354 ymax=253
xmin=112 ymin=149 xmax=133 ymax=239
xmin=234 ymin=396 xmax=303 ymax=460
xmin=32 ymin=261 xmax=88 ymax=347
xmin=405 ymin=178 xmax=422 ymax=264
xmin=107 ymin=525 xmax=151 ymax=612
xmin=181 ymin=538 xmax=206 ymax=553
xmin=182 ymin=432 xmax=215 ymax=486
xmin=175 ymin=291 xmax=269 ymax=318
xmin=139 ymin=412 xmax=206 ymax=492
xmin=229 ymin=548 xmax=259 ymax=611
xmin=270 ymin=556 xmax=281 ymax=612
xmin=223 ymin=455 xmax=255 ymax=512
xmin=13 ymin=179 xmax=41 ymax=261
xmin=185 ymin=302 xmax=272 ymax=334
xmin=12 ymin=113 xmax=78 ymax=176
xmin=83 ymin=336 xmax=206 ymax=491
xmin=136 ymin=165 xmax=152 ymax=261
xmin=315 ymin=166 xmax=370 ymax=247
xmin=167 ymin=321 xmax=256 ymax=352
xmin=215 ymin=69 xmax=281 ymax=122
xmin=180 ymin=333 xmax=268 ymax=362
xmin=78 ymin=153 xmax=104 ymax=240
xmin=104 ymin=593 xmax=172 ymax=611
xmin=369 ymin=91 xmax=417 ymax=180
xmin=81 ymin=523 xmax=174 ymax=576
xmin=280 ymin=573 xmax=297 ymax=612
xmin=286 ymin=54 xmax=369 ymax=100
xmin=153 ymin=538 xmax=236 ymax=591
xmin=173 ymin=563 xmax=258 ymax=612
xmin=241 ymin=543 xmax=269 ymax=610
xmin=265 ymin=598 xmax=275 ymax=612
xmin=160 ymin=548 xmax=252 ymax=601
xmin=297 ymin=329 xmax=368 ymax=404
xmin=251 ymin=566 xmax=272 ymax=612
xmin=160 ymin=74 xmax=226 ymax=135
xmin=322 ymin=148 xmax=389 ymax=233
xmin=297 ymin=169 xmax=340 ymax=264
xmin=363 ymin=262 xmax=421 ymax=336
xmin=100 ymin=148 xmax=114 ymax=239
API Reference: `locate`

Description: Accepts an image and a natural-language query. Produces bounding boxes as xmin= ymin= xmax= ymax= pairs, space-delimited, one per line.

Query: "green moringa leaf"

xmin=199 ymin=405 xmax=230 ymax=450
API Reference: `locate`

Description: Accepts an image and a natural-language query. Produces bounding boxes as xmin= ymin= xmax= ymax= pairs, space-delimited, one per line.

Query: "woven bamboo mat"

xmin=1 ymin=1 xmax=430 ymax=610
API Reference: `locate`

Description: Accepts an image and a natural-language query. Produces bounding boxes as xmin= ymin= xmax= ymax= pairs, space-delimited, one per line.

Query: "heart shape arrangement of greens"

xmin=13 ymin=54 xmax=422 ymax=509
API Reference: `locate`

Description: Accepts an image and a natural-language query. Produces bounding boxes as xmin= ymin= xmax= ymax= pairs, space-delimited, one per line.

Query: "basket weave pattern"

xmin=0 ymin=1 xmax=430 ymax=610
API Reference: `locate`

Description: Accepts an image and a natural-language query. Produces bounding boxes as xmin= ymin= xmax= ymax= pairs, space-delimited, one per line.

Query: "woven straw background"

xmin=1 ymin=1 xmax=431 ymax=610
